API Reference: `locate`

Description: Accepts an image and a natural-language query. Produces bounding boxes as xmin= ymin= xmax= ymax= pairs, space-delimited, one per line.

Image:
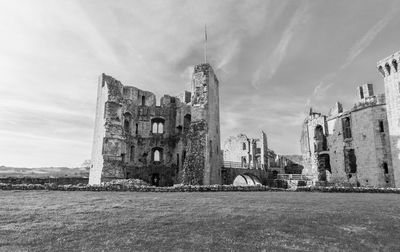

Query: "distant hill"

xmin=0 ymin=166 xmax=89 ymax=178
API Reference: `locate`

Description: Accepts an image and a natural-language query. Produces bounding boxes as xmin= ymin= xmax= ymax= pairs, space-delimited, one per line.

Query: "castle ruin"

xmin=300 ymin=51 xmax=400 ymax=188
xmin=89 ymin=63 xmax=221 ymax=186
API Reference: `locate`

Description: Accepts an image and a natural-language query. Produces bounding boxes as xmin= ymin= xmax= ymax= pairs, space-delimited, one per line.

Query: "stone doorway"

xmin=151 ymin=173 xmax=160 ymax=186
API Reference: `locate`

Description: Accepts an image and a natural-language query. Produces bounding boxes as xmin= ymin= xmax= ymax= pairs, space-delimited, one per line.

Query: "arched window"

xmin=383 ymin=162 xmax=389 ymax=174
xmin=152 ymin=122 xmax=158 ymax=133
xmin=151 ymin=118 xmax=165 ymax=134
xmin=314 ymin=125 xmax=327 ymax=151
xmin=123 ymin=112 xmax=132 ymax=133
xmin=393 ymin=60 xmax=398 ymax=72
xmin=385 ymin=63 xmax=391 ymax=76
xmin=154 ymin=150 xmax=160 ymax=161
xmin=152 ymin=147 xmax=163 ymax=162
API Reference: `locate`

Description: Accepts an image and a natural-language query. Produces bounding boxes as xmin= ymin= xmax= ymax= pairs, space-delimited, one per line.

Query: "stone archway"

xmin=232 ymin=174 xmax=261 ymax=186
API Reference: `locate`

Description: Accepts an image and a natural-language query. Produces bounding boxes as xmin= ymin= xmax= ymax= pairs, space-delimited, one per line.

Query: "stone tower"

xmin=181 ymin=63 xmax=222 ymax=185
xmin=378 ymin=51 xmax=400 ymax=187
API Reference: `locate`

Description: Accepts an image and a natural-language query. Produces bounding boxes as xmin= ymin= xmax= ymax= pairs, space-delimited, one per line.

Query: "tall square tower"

xmin=378 ymin=51 xmax=400 ymax=187
xmin=181 ymin=63 xmax=221 ymax=185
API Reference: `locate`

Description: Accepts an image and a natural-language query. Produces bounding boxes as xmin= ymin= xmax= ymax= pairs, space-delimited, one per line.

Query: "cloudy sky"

xmin=1 ymin=0 xmax=400 ymax=168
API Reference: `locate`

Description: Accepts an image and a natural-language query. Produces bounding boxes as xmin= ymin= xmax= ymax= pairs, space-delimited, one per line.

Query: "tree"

xmin=81 ymin=159 xmax=91 ymax=172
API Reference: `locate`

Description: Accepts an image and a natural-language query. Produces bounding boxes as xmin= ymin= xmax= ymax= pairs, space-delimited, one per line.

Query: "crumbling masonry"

xmin=89 ymin=63 xmax=221 ymax=186
xmin=301 ymin=51 xmax=400 ymax=188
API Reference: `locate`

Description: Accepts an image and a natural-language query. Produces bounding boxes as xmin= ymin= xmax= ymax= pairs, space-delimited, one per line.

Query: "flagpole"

xmin=204 ymin=25 xmax=207 ymax=64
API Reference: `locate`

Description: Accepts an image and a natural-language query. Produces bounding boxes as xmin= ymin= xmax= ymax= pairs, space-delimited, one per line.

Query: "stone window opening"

xmin=124 ymin=119 xmax=130 ymax=133
xmin=130 ymin=146 xmax=134 ymax=162
xmin=135 ymin=123 xmax=138 ymax=135
xmin=344 ymin=149 xmax=357 ymax=174
xmin=182 ymin=150 xmax=186 ymax=165
xmin=383 ymin=162 xmax=389 ymax=174
xmin=314 ymin=125 xmax=327 ymax=151
xmin=176 ymin=125 xmax=182 ymax=134
xmin=359 ymin=87 xmax=364 ymax=99
xmin=242 ymin=142 xmax=246 ymax=150
xmin=209 ymin=140 xmax=213 ymax=157
xmin=393 ymin=59 xmax=398 ymax=72
xmin=151 ymin=118 xmax=165 ymax=134
xmin=379 ymin=120 xmax=384 ymax=132
xmin=183 ymin=114 xmax=191 ymax=132
xmin=385 ymin=63 xmax=391 ymax=76
xmin=152 ymin=148 xmax=163 ymax=163
xmin=141 ymin=95 xmax=146 ymax=106
xmin=342 ymin=117 xmax=352 ymax=139
xmin=176 ymin=153 xmax=180 ymax=167
xmin=241 ymin=156 xmax=247 ymax=167
xmin=378 ymin=66 xmax=385 ymax=77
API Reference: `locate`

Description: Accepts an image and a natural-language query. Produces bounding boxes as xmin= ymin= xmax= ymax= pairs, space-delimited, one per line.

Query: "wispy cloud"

xmin=305 ymin=81 xmax=335 ymax=109
xmin=252 ymin=2 xmax=310 ymax=88
xmin=341 ymin=8 xmax=399 ymax=70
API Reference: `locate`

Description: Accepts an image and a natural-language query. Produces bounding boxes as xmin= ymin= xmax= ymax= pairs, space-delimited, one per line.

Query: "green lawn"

xmin=1 ymin=191 xmax=399 ymax=251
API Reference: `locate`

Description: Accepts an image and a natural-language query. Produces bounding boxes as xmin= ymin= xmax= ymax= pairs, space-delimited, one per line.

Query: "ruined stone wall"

xmin=223 ymin=133 xmax=267 ymax=170
xmin=205 ymin=65 xmax=222 ymax=184
xmin=223 ymin=134 xmax=249 ymax=164
xmin=181 ymin=64 xmax=221 ymax=185
xmin=90 ymin=63 xmax=221 ymax=186
xmin=89 ymin=74 xmax=110 ymax=185
xmin=90 ymin=73 xmax=191 ymax=185
xmin=300 ymin=112 xmax=328 ymax=181
xmin=260 ymin=131 xmax=268 ymax=170
xmin=378 ymin=52 xmax=400 ymax=187
xmin=327 ymin=103 xmax=393 ymax=187
xmin=181 ymin=120 xmax=206 ymax=185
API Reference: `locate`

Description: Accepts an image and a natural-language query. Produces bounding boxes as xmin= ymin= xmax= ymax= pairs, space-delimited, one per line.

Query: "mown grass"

xmin=1 ymin=191 xmax=399 ymax=251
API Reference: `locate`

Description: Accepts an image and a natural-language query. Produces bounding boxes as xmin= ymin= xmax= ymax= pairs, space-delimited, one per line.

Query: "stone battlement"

xmin=377 ymin=51 xmax=400 ymax=77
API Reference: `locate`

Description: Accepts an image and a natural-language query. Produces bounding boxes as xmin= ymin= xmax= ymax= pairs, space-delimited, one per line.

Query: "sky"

xmin=1 ymin=0 xmax=400 ymax=168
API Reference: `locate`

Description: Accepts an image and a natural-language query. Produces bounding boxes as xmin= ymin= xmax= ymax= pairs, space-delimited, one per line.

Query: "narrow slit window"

xmin=379 ymin=120 xmax=384 ymax=132
xmin=383 ymin=162 xmax=389 ymax=174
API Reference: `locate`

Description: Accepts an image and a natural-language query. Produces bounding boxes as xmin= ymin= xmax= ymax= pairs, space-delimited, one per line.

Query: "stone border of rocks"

xmin=297 ymin=186 xmax=400 ymax=193
xmin=1 ymin=183 xmax=400 ymax=193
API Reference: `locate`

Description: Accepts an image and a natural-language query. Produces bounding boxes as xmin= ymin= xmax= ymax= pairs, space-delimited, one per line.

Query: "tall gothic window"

xmin=342 ymin=117 xmax=352 ymax=139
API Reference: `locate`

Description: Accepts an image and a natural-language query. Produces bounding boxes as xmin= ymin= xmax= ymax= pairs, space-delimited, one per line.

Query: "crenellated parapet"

xmin=377 ymin=51 xmax=400 ymax=77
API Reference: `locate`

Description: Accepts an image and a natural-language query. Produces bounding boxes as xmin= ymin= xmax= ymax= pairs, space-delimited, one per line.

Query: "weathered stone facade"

xmin=222 ymin=132 xmax=303 ymax=182
xmin=222 ymin=132 xmax=268 ymax=170
xmin=301 ymin=84 xmax=395 ymax=187
xmin=377 ymin=52 xmax=400 ymax=188
xmin=89 ymin=63 xmax=221 ymax=186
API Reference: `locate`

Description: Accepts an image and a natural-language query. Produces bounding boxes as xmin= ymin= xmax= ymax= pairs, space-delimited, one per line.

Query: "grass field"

xmin=1 ymin=191 xmax=400 ymax=251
